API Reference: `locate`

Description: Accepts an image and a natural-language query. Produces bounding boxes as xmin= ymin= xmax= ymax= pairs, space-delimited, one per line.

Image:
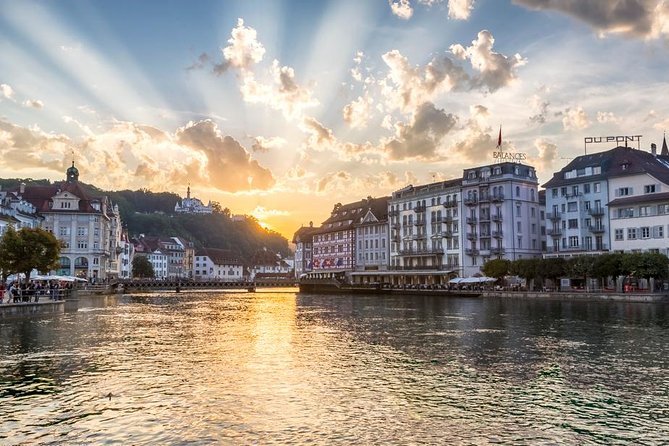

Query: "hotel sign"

xmin=493 ymin=151 xmax=527 ymax=161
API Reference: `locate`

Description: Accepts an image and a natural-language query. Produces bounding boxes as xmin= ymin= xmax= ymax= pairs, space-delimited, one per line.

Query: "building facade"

xmin=389 ymin=180 xmax=462 ymax=276
xmin=354 ymin=199 xmax=390 ymax=271
xmin=194 ymin=248 xmax=243 ymax=280
xmin=461 ymin=162 xmax=544 ymax=276
xmin=174 ymin=186 xmax=213 ymax=214
xmin=18 ymin=163 xmax=122 ymax=280
xmin=293 ymin=224 xmax=317 ymax=278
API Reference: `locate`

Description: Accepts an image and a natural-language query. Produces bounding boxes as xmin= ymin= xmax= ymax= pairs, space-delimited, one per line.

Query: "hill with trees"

xmin=0 ymin=178 xmax=291 ymax=260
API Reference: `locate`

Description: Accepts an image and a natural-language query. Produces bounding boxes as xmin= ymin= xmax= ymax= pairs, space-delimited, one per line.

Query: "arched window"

xmin=57 ymin=257 xmax=71 ymax=276
xmin=516 ymin=186 xmax=520 ymax=197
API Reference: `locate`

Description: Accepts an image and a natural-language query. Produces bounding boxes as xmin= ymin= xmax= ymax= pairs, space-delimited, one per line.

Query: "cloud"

xmin=380 ymin=49 xmax=469 ymax=113
xmin=318 ymin=171 xmax=351 ymax=192
xmin=175 ymin=120 xmax=275 ymax=191
xmin=250 ymin=206 xmax=290 ymax=219
xmin=1 ymin=84 xmax=15 ymax=100
xmin=529 ymin=94 xmax=550 ymax=124
xmin=0 ymin=117 xmax=275 ymax=193
xmin=562 ymin=106 xmax=590 ymax=130
xmin=251 ymin=135 xmax=286 ymax=152
xmin=301 ymin=117 xmax=335 ymax=147
xmin=384 ymin=102 xmax=457 ymax=160
xmin=512 ymin=0 xmax=669 ymax=40
xmin=389 ymin=0 xmax=414 ymax=19
xmin=214 ymin=20 xmax=318 ymax=121
xmin=22 ymin=99 xmax=43 ymax=109
xmin=449 ymin=104 xmax=507 ymax=162
xmin=448 ymin=0 xmax=475 ymax=19
xmin=186 ymin=52 xmax=210 ymax=71
xmin=533 ymin=138 xmax=558 ymax=169
xmin=596 ymin=111 xmax=620 ymax=124
xmin=343 ymin=94 xmax=373 ymax=128
xmin=450 ymin=30 xmax=527 ymax=92
xmin=216 ymin=18 xmax=266 ymax=73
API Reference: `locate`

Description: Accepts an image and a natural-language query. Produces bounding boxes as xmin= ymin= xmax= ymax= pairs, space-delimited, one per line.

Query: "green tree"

xmin=567 ymin=256 xmax=596 ymax=288
xmin=481 ymin=259 xmax=510 ymax=281
xmin=132 ymin=256 xmax=155 ymax=278
xmin=0 ymin=227 xmax=61 ymax=284
xmin=633 ymin=252 xmax=669 ymax=280
xmin=592 ymin=253 xmax=623 ymax=287
xmin=541 ymin=258 xmax=566 ymax=287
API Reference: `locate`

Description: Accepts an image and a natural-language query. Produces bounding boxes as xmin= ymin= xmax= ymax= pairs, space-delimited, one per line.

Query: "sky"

xmin=1 ymin=0 xmax=669 ymax=238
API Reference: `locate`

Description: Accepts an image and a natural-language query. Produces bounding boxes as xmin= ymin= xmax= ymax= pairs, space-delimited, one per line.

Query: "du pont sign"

xmin=584 ymin=135 xmax=642 ymax=146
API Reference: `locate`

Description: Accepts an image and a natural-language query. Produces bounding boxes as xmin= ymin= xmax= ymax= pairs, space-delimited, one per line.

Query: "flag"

xmin=497 ymin=125 xmax=502 ymax=148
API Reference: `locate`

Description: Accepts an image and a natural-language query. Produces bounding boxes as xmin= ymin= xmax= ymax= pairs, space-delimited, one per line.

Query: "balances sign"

xmin=493 ymin=151 xmax=527 ymax=161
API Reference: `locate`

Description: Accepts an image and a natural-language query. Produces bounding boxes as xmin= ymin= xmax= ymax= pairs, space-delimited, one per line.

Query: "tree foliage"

xmin=0 ymin=227 xmax=61 ymax=283
xmin=481 ymin=259 xmax=510 ymax=280
xmin=132 ymin=256 xmax=155 ymax=278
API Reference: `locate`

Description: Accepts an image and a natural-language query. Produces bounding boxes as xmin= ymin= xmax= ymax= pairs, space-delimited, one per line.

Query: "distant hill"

xmin=0 ymin=178 xmax=291 ymax=261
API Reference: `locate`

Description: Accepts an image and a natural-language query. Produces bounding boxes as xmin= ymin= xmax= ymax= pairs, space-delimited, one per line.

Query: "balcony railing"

xmin=443 ymin=200 xmax=458 ymax=208
xmin=492 ymin=230 xmax=503 ymax=238
xmin=464 ymin=197 xmax=478 ymax=206
xmin=389 ymin=209 xmax=400 ymax=217
xmin=490 ymin=194 xmax=505 ymax=202
xmin=491 ymin=247 xmax=505 ymax=255
xmin=391 ymin=223 xmax=400 ymax=230
xmin=413 ymin=233 xmax=427 ymax=240
xmin=415 ymin=204 xmax=427 ymax=213
xmin=547 ymin=212 xmax=562 ymax=221
xmin=587 ymin=207 xmax=605 ymax=216
xmin=544 ymin=245 xmax=609 ymax=254
xmin=465 ymin=248 xmax=479 ymax=256
xmin=438 ymin=215 xmax=454 ymax=223
xmin=492 ymin=214 xmax=503 ymax=222
xmin=389 ymin=264 xmax=455 ymax=271
xmin=479 ymin=214 xmax=491 ymax=222
xmin=478 ymin=194 xmax=490 ymax=203
xmin=414 ymin=220 xmax=426 ymax=226
xmin=466 ymin=232 xmax=478 ymax=240
xmin=399 ymin=247 xmax=445 ymax=256
xmin=547 ymin=228 xmax=562 ymax=237
xmin=588 ymin=224 xmax=606 ymax=234
xmin=466 ymin=217 xmax=477 ymax=224
xmin=479 ymin=231 xmax=491 ymax=238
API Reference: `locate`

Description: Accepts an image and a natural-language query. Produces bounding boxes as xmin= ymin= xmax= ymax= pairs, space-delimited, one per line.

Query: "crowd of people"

xmin=0 ymin=281 xmax=74 ymax=304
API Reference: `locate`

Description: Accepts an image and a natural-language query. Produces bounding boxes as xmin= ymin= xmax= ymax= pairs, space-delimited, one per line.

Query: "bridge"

xmin=115 ymin=279 xmax=298 ymax=292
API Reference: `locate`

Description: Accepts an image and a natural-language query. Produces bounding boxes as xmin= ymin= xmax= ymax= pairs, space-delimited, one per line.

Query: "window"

xmin=653 ymin=226 xmax=664 ymax=238
xmin=645 ymin=184 xmax=657 ymax=194
xmin=552 ymin=188 xmax=558 ymax=198
xmin=617 ymin=187 xmax=632 ymax=196
xmin=641 ymin=227 xmax=650 ymax=239
xmin=59 ymin=226 xmax=69 ymax=236
xmin=584 ymin=183 xmax=591 ymax=194
xmin=594 ymin=183 xmax=601 ymax=193
xmin=568 ymin=219 xmax=578 ymax=229
xmin=618 ymin=208 xmax=634 ymax=218
xmin=567 ymin=202 xmax=577 ymax=212
xmin=516 ymin=204 xmax=521 ymax=217
xmin=561 ymin=187 xmax=567 ymax=196
xmin=627 ymin=228 xmax=637 ymax=240
xmin=639 ymin=206 xmax=651 ymax=217
xmin=516 ymin=186 xmax=520 ymax=197
xmin=572 ymin=185 xmax=579 ymax=196
xmin=77 ymin=241 xmax=88 ymax=249
xmin=77 ymin=226 xmax=86 ymax=236
xmin=615 ymin=229 xmax=624 ymax=240
xmin=569 ymin=236 xmax=579 ymax=247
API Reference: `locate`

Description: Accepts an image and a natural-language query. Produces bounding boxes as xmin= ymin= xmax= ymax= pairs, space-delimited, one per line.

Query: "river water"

xmin=1 ymin=291 xmax=668 ymax=445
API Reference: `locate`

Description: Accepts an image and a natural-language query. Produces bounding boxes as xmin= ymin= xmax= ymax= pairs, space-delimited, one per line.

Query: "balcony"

xmin=547 ymin=212 xmax=562 ymax=221
xmin=391 ymin=235 xmax=400 ymax=243
xmin=399 ymin=247 xmax=445 ymax=256
xmin=443 ymin=230 xmax=453 ymax=238
xmin=492 ymin=230 xmax=503 ymax=238
xmin=466 ymin=232 xmax=478 ymax=240
xmin=389 ymin=264 xmax=454 ymax=271
xmin=464 ymin=197 xmax=478 ymax=206
xmin=491 ymin=247 xmax=505 ymax=255
xmin=547 ymin=228 xmax=562 ymax=237
xmin=415 ymin=204 xmax=427 ymax=213
xmin=391 ymin=223 xmax=400 ymax=230
xmin=413 ymin=233 xmax=427 ymax=240
xmin=466 ymin=217 xmax=477 ymax=225
xmin=389 ymin=209 xmax=400 ymax=217
xmin=443 ymin=200 xmax=458 ymax=208
xmin=479 ymin=231 xmax=491 ymax=238
xmin=588 ymin=224 xmax=606 ymax=234
xmin=438 ymin=215 xmax=454 ymax=223
xmin=492 ymin=214 xmax=503 ymax=222
xmin=465 ymin=248 xmax=479 ymax=256
xmin=414 ymin=219 xmax=426 ymax=226
xmin=479 ymin=214 xmax=491 ymax=222
xmin=588 ymin=207 xmax=605 ymax=216
xmin=478 ymin=194 xmax=490 ymax=203
xmin=490 ymin=194 xmax=505 ymax=203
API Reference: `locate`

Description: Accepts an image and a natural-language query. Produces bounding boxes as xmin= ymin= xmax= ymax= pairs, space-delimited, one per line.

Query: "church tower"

xmin=66 ymin=161 xmax=79 ymax=183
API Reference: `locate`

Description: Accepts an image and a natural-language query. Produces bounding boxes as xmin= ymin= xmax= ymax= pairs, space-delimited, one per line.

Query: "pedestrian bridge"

xmin=115 ymin=280 xmax=298 ymax=292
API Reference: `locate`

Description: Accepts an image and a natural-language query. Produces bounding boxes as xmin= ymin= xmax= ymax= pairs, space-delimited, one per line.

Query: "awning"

xmin=449 ymin=276 xmax=496 ymax=284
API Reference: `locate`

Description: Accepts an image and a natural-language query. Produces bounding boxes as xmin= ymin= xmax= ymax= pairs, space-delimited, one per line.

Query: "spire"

xmin=66 ymin=160 xmax=79 ymax=183
xmin=186 ymin=184 xmax=191 ymax=199
xmin=662 ymin=132 xmax=669 ymax=156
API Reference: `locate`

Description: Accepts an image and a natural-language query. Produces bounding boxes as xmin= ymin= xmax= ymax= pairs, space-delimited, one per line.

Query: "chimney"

xmin=19 ymin=182 xmax=25 ymax=194
xmin=651 ymin=143 xmax=657 ymax=155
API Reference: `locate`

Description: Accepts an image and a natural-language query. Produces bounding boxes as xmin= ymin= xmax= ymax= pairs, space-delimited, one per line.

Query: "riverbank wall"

xmin=0 ymin=300 xmax=65 ymax=318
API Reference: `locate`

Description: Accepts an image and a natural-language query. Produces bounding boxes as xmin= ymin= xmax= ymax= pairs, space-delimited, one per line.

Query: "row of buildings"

xmin=0 ymin=163 xmax=292 ymax=281
xmin=293 ymin=137 xmax=669 ymax=286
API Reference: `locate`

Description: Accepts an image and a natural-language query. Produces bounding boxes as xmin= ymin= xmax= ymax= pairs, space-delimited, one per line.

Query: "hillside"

xmin=0 ymin=178 xmax=291 ymax=260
